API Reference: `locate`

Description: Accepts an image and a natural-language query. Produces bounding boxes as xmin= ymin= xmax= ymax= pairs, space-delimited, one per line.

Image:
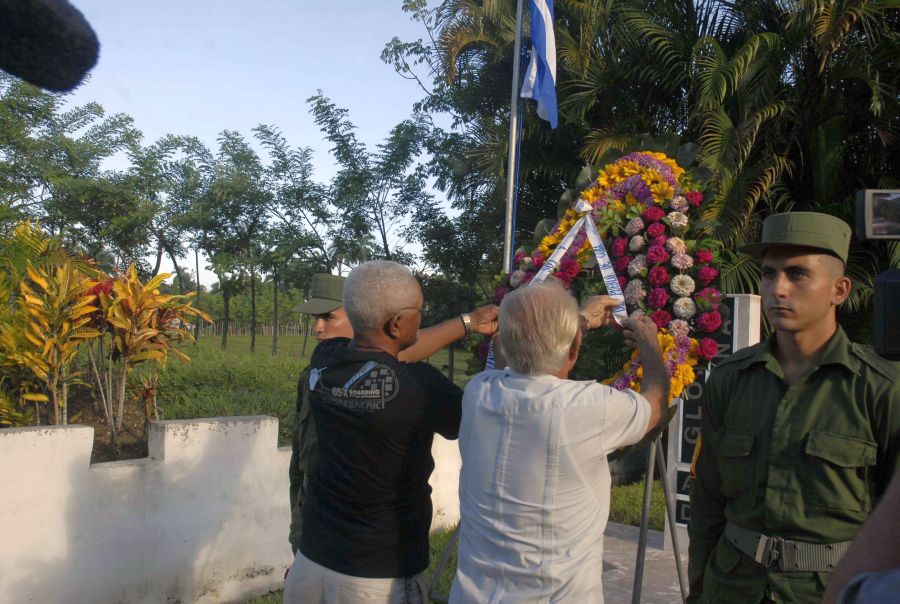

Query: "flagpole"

xmin=502 ymin=0 xmax=526 ymax=274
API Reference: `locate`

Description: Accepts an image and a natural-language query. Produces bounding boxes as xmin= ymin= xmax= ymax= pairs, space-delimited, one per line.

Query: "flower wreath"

xmin=492 ymin=149 xmax=725 ymax=403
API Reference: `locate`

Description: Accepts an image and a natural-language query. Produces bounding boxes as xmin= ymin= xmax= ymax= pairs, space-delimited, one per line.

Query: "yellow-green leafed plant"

xmin=17 ymin=262 xmax=102 ymax=425
xmin=89 ymin=265 xmax=211 ymax=446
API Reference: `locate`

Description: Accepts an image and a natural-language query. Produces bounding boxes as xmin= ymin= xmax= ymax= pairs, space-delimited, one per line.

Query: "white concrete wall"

xmin=0 ymin=417 xmax=462 ymax=604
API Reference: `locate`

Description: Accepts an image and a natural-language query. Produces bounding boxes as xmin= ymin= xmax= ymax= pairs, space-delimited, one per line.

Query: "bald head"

xmin=499 ymin=282 xmax=580 ymax=375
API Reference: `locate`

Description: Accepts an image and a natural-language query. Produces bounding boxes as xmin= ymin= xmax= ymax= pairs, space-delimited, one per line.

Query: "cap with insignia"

xmin=740 ymin=212 xmax=852 ymax=263
xmin=293 ymin=274 xmax=345 ymax=314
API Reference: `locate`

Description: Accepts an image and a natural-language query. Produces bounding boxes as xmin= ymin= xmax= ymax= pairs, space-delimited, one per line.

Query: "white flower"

xmin=673 ymin=297 xmax=697 ymax=319
xmin=670 ymin=195 xmax=689 ymax=212
xmin=671 ymin=274 xmax=696 ymax=297
xmin=509 ymin=270 xmax=525 ymax=288
xmin=625 ymin=280 xmax=647 ymax=305
xmin=666 ymin=237 xmax=687 ymax=255
xmin=625 ymin=217 xmax=645 ymax=237
xmin=668 ymin=319 xmax=691 ymax=337
xmin=628 ymin=254 xmax=647 ymax=277
xmin=629 ymin=235 xmax=646 ymax=252
xmin=521 ymin=256 xmax=534 ymax=269
xmin=667 ymin=211 xmax=689 ymax=230
xmin=671 ymin=253 xmax=694 ymax=270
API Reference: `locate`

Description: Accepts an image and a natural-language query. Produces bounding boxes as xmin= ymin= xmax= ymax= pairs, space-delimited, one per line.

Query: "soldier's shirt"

xmin=688 ymin=326 xmax=900 ymax=604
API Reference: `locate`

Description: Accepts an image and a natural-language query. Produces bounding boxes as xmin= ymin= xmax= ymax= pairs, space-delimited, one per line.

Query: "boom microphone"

xmin=0 ymin=0 xmax=99 ymax=92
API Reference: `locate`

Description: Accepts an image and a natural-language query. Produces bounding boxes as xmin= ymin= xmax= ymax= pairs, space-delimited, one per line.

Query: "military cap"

xmin=740 ymin=212 xmax=852 ymax=263
xmin=293 ymin=274 xmax=345 ymax=314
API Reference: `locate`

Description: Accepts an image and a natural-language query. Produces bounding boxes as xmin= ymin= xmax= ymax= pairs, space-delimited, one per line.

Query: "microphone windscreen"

xmin=0 ymin=0 xmax=99 ymax=92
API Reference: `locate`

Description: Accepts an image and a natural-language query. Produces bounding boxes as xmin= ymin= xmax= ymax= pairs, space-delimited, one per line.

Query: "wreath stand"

xmin=427 ymin=421 xmax=689 ymax=603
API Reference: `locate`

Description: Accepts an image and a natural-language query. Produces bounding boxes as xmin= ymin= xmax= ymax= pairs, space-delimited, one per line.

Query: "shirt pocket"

xmin=803 ymin=431 xmax=877 ymax=513
xmin=716 ymin=430 xmax=755 ymax=499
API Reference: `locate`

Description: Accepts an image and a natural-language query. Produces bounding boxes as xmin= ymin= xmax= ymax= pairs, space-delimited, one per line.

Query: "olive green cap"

xmin=740 ymin=212 xmax=852 ymax=263
xmin=293 ymin=274 xmax=345 ymax=315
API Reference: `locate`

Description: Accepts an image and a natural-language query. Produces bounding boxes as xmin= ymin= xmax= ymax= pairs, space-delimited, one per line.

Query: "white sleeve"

xmin=600 ymin=387 xmax=651 ymax=453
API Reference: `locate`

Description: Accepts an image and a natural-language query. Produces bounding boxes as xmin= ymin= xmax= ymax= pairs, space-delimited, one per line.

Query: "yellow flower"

xmin=651 ymin=181 xmax=675 ymax=204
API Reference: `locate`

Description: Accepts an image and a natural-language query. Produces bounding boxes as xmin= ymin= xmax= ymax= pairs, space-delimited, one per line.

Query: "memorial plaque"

xmin=675 ymin=499 xmax=691 ymax=525
xmin=677 ymin=469 xmax=693 ymax=498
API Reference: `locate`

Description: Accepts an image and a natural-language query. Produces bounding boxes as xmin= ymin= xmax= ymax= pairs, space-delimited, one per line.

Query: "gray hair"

xmin=343 ymin=260 xmax=421 ymax=334
xmin=499 ymin=282 xmax=579 ymax=375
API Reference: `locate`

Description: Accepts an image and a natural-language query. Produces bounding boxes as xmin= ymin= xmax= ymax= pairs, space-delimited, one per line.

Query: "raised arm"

xmin=398 ymin=304 xmax=499 ymax=362
xmin=621 ymin=314 xmax=669 ymax=434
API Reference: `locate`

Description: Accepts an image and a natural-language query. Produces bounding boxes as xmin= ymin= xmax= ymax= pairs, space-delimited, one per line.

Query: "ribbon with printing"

xmin=486 ymin=199 xmax=627 ymax=369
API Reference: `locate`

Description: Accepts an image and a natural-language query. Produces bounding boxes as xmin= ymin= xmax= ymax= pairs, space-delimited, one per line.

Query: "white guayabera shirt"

xmin=450 ymin=369 xmax=651 ymax=604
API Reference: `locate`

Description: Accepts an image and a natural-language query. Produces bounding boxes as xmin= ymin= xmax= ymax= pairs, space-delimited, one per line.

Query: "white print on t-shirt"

xmin=314 ymin=363 xmax=400 ymax=411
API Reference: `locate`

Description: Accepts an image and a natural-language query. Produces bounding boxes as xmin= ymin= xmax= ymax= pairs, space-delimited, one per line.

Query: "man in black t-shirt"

xmin=284 ymin=261 xmax=492 ymax=604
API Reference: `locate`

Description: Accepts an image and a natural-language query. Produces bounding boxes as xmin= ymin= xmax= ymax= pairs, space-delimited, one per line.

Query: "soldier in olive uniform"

xmin=288 ymin=274 xmax=500 ymax=554
xmin=688 ymin=212 xmax=900 ymax=603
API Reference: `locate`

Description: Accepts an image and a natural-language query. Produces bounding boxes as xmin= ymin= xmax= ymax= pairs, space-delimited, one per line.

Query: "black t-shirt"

xmin=299 ymin=338 xmax=463 ymax=578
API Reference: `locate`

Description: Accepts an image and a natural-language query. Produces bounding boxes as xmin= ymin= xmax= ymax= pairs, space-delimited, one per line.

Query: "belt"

xmin=724 ymin=522 xmax=851 ymax=572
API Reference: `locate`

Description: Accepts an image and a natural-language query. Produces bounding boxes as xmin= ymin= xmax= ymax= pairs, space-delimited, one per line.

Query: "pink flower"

xmin=617 ymin=276 xmax=628 ymax=290
xmin=651 ymin=310 xmax=672 ymax=329
xmin=699 ymin=338 xmax=719 ymax=360
xmin=695 ymin=249 xmax=714 ymax=264
xmin=648 ymin=266 xmax=670 ymax=286
xmin=646 ymin=223 xmax=666 ymax=238
xmin=668 ymin=319 xmax=690 ymax=337
xmin=671 ymin=253 xmax=694 ymax=270
xmin=514 ymin=251 xmax=527 ymax=265
xmin=493 ymin=286 xmax=509 ymax=303
xmin=647 ymin=287 xmax=670 ymax=309
xmin=611 ymin=237 xmax=629 ymax=257
xmin=646 ymin=245 xmax=670 ymax=264
xmin=521 ymin=272 xmax=536 ymax=286
xmin=697 ymin=311 xmax=723 ymax=333
xmin=643 ymin=206 xmax=666 ymax=222
xmin=614 ymin=255 xmax=632 ymax=272
xmin=694 ymin=287 xmax=723 ymax=312
xmin=653 ymin=235 xmax=669 ymax=248
xmin=685 ymin=191 xmax=704 ymax=207
xmin=697 ymin=266 xmax=719 ymax=285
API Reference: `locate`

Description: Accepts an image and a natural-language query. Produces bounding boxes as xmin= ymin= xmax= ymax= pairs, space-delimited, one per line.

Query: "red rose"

xmin=685 ymin=191 xmax=704 ymax=207
xmin=614 ymin=255 xmax=632 ymax=272
xmin=650 ymin=310 xmax=672 ymax=329
xmin=522 ymin=272 xmax=536 ymax=286
xmin=646 ymin=245 xmax=670 ymax=264
xmin=695 ymin=249 xmax=714 ymax=264
xmin=611 ymin=237 xmax=629 ymax=257
xmin=643 ymin=206 xmax=666 ymax=222
xmin=647 ymin=287 xmax=670 ymax=309
xmin=514 ymin=251 xmax=526 ymax=265
xmin=648 ymin=266 xmax=670 ymax=286
xmin=653 ymin=235 xmax=668 ymax=248
xmin=699 ymin=338 xmax=718 ymax=359
xmin=697 ymin=311 xmax=723 ymax=333
xmin=646 ymin=223 xmax=666 ymax=238
xmin=617 ymin=276 xmax=628 ymax=290
xmin=697 ymin=266 xmax=719 ymax=285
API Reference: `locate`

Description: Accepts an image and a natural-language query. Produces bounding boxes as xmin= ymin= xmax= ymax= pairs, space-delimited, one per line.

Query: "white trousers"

xmin=284 ymin=551 xmax=428 ymax=604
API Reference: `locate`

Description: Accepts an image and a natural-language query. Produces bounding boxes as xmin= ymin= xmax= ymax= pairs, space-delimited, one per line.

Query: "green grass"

xmin=610 ymin=479 xmax=665 ymax=531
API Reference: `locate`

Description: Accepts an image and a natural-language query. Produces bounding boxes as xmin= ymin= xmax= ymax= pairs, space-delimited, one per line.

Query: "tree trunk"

xmin=61 ymin=380 xmax=68 ymax=425
xmin=301 ymin=315 xmax=311 ymax=357
xmin=116 ymin=361 xmax=128 ymax=434
xmin=250 ymin=267 xmax=257 ymax=353
xmin=163 ymin=242 xmax=184 ymax=293
xmin=221 ymin=287 xmax=230 ymax=350
xmin=50 ymin=374 xmax=59 ymax=425
xmin=152 ymin=242 xmax=164 ymax=276
xmin=194 ymin=247 xmax=202 ymax=344
xmin=271 ymin=268 xmax=279 ymax=356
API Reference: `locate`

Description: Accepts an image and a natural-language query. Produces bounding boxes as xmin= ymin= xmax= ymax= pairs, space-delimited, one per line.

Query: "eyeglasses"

xmin=399 ymin=303 xmax=429 ymax=316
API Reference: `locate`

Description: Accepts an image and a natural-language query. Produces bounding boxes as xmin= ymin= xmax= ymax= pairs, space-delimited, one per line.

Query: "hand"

xmin=622 ymin=314 xmax=660 ymax=355
xmin=468 ymin=304 xmax=499 ymax=335
xmin=579 ymin=295 xmax=622 ymax=330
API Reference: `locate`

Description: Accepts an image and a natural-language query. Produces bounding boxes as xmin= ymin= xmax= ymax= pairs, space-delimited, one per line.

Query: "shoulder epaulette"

xmin=712 ymin=341 xmax=765 ymax=369
xmin=850 ymin=343 xmax=899 ymax=382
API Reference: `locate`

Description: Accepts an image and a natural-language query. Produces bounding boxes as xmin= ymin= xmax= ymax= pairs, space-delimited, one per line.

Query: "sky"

xmin=65 ymin=0 xmax=437 ymax=285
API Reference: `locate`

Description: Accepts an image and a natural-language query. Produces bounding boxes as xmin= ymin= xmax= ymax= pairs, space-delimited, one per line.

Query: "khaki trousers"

xmin=284 ymin=551 xmax=428 ymax=604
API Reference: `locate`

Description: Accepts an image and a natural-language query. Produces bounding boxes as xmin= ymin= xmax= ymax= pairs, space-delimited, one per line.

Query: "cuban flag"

xmin=520 ymin=0 xmax=558 ymax=129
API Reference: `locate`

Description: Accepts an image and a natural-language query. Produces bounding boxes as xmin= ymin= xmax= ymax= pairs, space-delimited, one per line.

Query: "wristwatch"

xmin=460 ymin=313 xmax=473 ymax=336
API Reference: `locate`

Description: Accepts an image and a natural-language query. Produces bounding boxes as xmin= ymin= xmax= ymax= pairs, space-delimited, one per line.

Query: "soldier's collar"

xmin=734 ymin=326 xmax=860 ymax=376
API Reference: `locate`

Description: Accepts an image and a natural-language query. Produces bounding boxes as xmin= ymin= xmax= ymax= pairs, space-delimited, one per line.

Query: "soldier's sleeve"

xmin=687 ymin=368 xmax=727 ymax=603
xmin=288 ymin=368 xmax=310 ymax=553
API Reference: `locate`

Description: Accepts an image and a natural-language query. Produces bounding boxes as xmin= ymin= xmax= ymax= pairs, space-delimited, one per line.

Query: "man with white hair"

xmin=450 ymin=282 xmax=670 ymax=603
xmin=284 ymin=260 xmax=499 ymax=604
